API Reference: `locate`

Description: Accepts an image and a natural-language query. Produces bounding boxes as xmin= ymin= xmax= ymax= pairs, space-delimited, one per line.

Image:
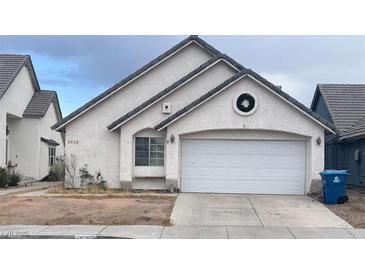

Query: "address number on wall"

xmin=67 ymin=140 xmax=79 ymax=144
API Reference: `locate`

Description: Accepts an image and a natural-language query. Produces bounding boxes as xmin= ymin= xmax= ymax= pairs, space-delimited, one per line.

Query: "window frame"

xmin=48 ymin=146 xmax=56 ymax=167
xmin=135 ymin=136 xmax=165 ymax=167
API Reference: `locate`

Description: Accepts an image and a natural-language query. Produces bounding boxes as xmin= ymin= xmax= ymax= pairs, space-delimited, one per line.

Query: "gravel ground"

xmin=310 ymin=186 xmax=365 ymax=228
xmin=0 ymin=195 xmax=176 ymax=226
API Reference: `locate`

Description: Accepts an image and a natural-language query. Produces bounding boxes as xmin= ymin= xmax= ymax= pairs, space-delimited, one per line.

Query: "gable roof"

xmin=154 ymin=70 xmax=336 ymax=132
xmin=52 ymin=35 xmax=222 ymax=132
xmin=107 ymin=54 xmax=243 ymax=131
xmin=0 ymin=54 xmax=40 ymax=99
xmin=23 ymin=90 xmax=63 ymax=122
xmin=311 ymin=84 xmax=365 ymax=137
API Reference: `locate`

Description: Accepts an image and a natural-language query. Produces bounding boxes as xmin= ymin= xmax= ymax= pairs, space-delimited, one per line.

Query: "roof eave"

xmin=340 ymin=133 xmax=365 ymax=141
xmin=40 ymin=137 xmax=59 ymax=146
xmin=154 ymin=72 xmax=336 ymax=133
xmin=107 ymin=55 xmax=245 ymax=132
xmin=52 ymin=36 xmax=221 ymax=132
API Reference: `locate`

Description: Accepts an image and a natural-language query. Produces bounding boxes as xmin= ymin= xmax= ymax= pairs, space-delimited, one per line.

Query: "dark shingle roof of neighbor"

xmin=313 ymin=84 xmax=365 ymax=138
xmin=340 ymin=116 xmax=365 ymax=139
xmin=40 ymin=137 xmax=59 ymax=146
xmin=52 ymin=35 xmax=223 ymax=131
xmin=154 ymin=70 xmax=336 ymax=131
xmin=23 ymin=90 xmax=63 ymax=122
xmin=0 ymin=54 xmax=40 ymax=99
xmin=107 ymin=54 xmax=244 ymax=130
xmin=23 ymin=90 xmax=56 ymax=117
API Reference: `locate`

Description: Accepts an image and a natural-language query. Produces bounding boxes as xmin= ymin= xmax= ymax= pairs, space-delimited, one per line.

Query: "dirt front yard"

xmin=311 ymin=186 xmax=365 ymax=228
xmin=0 ymin=194 xmax=176 ymax=226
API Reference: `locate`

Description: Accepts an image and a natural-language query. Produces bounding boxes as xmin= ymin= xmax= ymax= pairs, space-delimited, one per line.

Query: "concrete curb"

xmin=0 ymin=225 xmax=364 ymax=239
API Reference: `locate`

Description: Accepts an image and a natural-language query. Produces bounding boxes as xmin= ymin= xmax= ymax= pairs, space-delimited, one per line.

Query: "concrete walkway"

xmin=171 ymin=193 xmax=351 ymax=228
xmin=0 ymin=225 xmax=364 ymax=239
xmin=0 ymin=182 xmax=58 ymax=196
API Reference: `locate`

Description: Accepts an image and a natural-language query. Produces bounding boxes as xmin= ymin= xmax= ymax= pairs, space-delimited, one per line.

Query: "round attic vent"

xmin=233 ymin=93 xmax=258 ymax=116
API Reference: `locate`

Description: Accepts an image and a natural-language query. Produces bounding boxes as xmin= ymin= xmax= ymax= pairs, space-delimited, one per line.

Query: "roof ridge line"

xmin=52 ymin=35 xmax=222 ymax=131
xmin=0 ymin=53 xmax=30 ymax=57
xmin=318 ymin=83 xmax=365 ymax=86
xmin=154 ymin=69 xmax=335 ymax=132
xmin=107 ymin=54 xmax=241 ymax=131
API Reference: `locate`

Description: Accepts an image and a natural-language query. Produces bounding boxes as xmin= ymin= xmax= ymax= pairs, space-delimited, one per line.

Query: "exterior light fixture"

xmin=6 ymin=126 xmax=9 ymax=136
xmin=316 ymin=137 xmax=321 ymax=145
xmin=170 ymin=134 xmax=175 ymax=143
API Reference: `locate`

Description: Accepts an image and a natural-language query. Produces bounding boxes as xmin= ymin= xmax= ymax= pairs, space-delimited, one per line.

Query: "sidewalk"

xmin=0 ymin=225 xmax=364 ymax=239
xmin=0 ymin=182 xmax=58 ymax=196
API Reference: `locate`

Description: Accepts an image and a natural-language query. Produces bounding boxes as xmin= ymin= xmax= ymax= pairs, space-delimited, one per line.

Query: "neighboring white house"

xmin=0 ymin=54 xmax=64 ymax=180
xmin=53 ymin=36 xmax=334 ymax=194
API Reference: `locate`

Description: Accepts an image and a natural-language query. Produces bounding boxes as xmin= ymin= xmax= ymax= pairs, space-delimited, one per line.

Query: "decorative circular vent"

xmin=233 ymin=93 xmax=258 ymax=116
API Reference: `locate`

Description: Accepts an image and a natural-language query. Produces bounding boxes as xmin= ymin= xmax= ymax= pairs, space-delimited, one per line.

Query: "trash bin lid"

xmin=320 ymin=169 xmax=349 ymax=175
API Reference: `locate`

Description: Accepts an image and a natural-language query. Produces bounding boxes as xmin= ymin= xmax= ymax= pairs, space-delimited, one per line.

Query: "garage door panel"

xmin=182 ymin=169 xmax=305 ymax=179
xmin=182 ymin=178 xmax=304 ymax=194
xmin=182 ymin=167 xmax=304 ymax=178
xmin=181 ymin=140 xmax=306 ymax=194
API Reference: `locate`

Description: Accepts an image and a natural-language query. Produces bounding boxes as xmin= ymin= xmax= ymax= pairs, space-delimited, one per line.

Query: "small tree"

xmin=45 ymin=156 xmax=65 ymax=182
xmin=64 ymin=154 xmax=77 ymax=188
xmin=8 ymin=170 xmax=22 ymax=187
xmin=79 ymin=164 xmax=94 ymax=187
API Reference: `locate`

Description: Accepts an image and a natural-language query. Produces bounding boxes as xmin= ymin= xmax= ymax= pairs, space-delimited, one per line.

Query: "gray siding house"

xmin=311 ymin=84 xmax=365 ymax=186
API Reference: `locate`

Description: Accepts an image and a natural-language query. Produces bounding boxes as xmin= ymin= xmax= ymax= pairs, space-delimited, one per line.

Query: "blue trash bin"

xmin=319 ymin=170 xmax=349 ymax=205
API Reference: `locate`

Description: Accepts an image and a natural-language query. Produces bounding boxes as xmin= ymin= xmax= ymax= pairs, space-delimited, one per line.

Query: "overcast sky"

xmin=1 ymin=35 xmax=364 ymax=116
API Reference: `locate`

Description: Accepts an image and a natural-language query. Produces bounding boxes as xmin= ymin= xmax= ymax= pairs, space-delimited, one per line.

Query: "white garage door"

xmin=181 ymin=139 xmax=306 ymax=194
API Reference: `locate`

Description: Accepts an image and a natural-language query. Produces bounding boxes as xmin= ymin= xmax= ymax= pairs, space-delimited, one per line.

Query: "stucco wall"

xmin=0 ymin=66 xmax=36 ymax=166
xmin=164 ymin=76 xmax=325 ymax=193
xmin=0 ymin=114 xmax=6 ymax=166
xmin=118 ymin=60 xmax=237 ymax=184
xmin=38 ymin=103 xmax=65 ymax=179
xmin=7 ymin=118 xmax=39 ymax=178
xmin=7 ymin=103 xmax=64 ymax=180
xmin=65 ymin=43 xmax=213 ymax=187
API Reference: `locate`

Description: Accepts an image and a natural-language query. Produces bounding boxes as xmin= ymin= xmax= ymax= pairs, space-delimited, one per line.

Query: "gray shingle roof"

xmin=23 ymin=90 xmax=62 ymax=121
xmin=154 ymin=70 xmax=336 ymax=131
xmin=0 ymin=55 xmax=28 ymax=98
xmin=52 ymin=35 xmax=222 ymax=131
xmin=314 ymin=84 xmax=365 ymax=136
xmin=0 ymin=54 xmax=40 ymax=99
xmin=107 ymin=54 xmax=244 ymax=131
xmin=53 ymin=35 xmax=335 ymax=133
xmin=340 ymin=115 xmax=365 ymax=139
xmin=40 ymin=137 xmax=59 ymax=146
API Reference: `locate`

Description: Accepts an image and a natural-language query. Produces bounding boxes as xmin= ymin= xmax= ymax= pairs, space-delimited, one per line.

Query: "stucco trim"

xmin=155 ymin=72 xmax=336 ymax=133
xmin=52 ymin=36 xmax=224 ymax=132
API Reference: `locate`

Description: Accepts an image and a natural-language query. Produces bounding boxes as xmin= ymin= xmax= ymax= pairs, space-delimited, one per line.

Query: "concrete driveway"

xmin=171 ymin=193 xmax=351 ymax=228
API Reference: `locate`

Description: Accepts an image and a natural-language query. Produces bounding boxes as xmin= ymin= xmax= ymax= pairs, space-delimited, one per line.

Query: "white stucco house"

xmin=53 ymin=36 xmax=334 ymax=194
xmin=0 ymin=54 xmax=64 ymax=181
